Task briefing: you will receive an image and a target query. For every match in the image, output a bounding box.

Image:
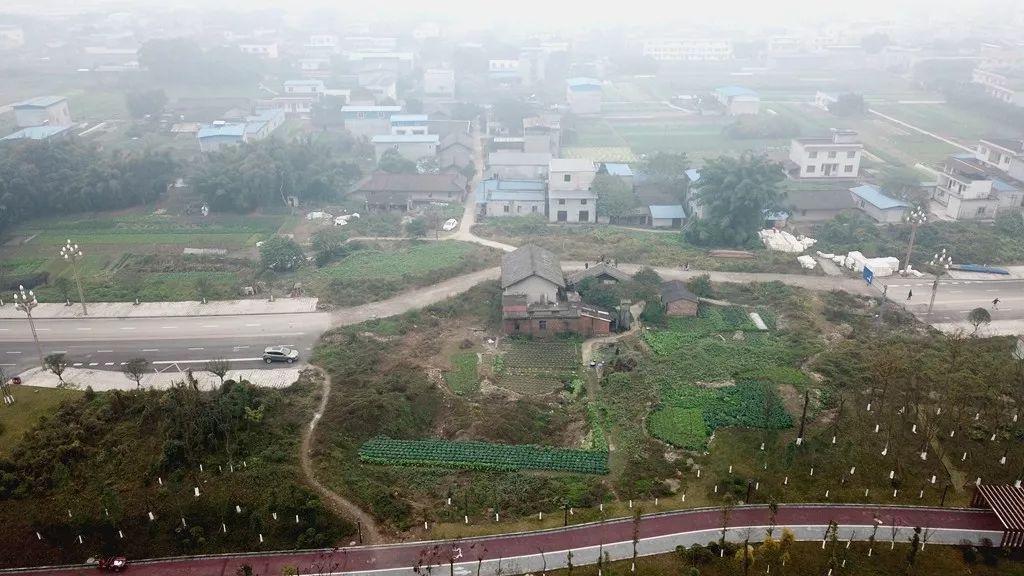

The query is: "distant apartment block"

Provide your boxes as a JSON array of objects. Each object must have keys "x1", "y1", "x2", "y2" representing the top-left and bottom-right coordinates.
[
  {"x1": 787, "y1": 130, "x2": 863, "y2": 178},
  {"x1": 423, "y1": 68, "x2": 455, "y2": 97},
  {"x1": 642, "y1": 38, "x2": 733, "y2": 62},
  {"x1": 238, "y1": 42, "x2": 278, "y2": 59},
  {"x1": 0, "y1": 24, "x2": 25, "y2": 50}
]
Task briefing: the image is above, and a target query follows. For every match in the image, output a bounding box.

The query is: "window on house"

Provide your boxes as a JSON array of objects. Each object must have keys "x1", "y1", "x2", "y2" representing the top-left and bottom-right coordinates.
[
  {"x1": 563, "y1": 174, "x2": 571, "y2": 182},
  {"x1": 539, "y1": 320, "x2": 547, "y2": 330},
  {"x1": 558, "y1": 199, "x2": 566, "y2": 205},
  {"x1": 517, "y1": 205, "x2": 522, "y2": 213},
  {"x1": 828, "y1": 151, "x2": 837, "y2": 159},
  {"x1": 976, "y1": 206, "x2": 987, "y2": 216},
  {"x1": 581, "y1": 199, "x2": 587, "y2": 205},
  {"x1": 808, "y1": 151, "x2": 818, "y2": 159},
  {"x1": 503, "y1": 205, "x2": 510, "y2": 213},
  {"x1": 579, "y1": 210, "x2": 589, "y2": 222},
  {"x1": 532, "y1": 206, "x2": 539, "y2": 212},
  {"x1": 806, "y1": 166, "x2": 816, "y2": 173},
  {"x1": 847, "y1": 151, "x2": 856, "y2": 159},
  {"x1": 844, "y1": 165, "x2": 854, "y2": 173}
]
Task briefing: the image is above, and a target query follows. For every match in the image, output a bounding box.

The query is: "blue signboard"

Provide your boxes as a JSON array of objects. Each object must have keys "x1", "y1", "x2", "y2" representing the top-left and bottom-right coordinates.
[{"x1": 863, "y1": 266, "x2": 874, "y2": 285}]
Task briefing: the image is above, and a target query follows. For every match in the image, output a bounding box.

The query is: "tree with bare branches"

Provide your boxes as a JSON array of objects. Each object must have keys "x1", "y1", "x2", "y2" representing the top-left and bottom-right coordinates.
[
  {"x1": 205, "y1": 357, "x2": 232, "y2": 386},
  {"x1": 121, "y1": 357, "x2": 150, "y2": 388}
]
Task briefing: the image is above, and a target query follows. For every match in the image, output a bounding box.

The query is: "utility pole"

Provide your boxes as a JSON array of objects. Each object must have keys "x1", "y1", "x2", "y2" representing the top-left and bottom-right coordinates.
[
  {"x1": 903, "y1": 207, "x2": 927, "y2": 274},
  {"x1": 60, "y1": 239, "x2": 88, "y2": 316},
  {"x1": 927, "y1": 278, "x2": 940, "y2": 315}
]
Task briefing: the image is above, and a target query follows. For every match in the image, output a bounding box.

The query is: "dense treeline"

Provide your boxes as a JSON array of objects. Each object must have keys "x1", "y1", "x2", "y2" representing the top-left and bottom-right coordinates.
[
  {"x1": 0, "y1": 140, "x2": 177, "y2": 237},
  {"x1": 191, "y1": 138, "x2": 362, "y2": 212},
  {"x1": 0, "y1": 377, "x2": 353, "y2": 567}
]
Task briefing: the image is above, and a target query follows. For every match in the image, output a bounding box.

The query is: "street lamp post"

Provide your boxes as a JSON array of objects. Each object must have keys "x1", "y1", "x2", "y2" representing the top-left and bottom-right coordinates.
[
  {"x1": 60, "y1": 239, "x2": 88, "y2": 316},
  {"x1": 13, "y1": 285, "x2": 45, "y2": 369},
  {"x1": 927, "y1": 249, "x2": 953, "y2": 314},
  {"x1": 902, "y1": 207, "x2": 927, "y2": 275}
]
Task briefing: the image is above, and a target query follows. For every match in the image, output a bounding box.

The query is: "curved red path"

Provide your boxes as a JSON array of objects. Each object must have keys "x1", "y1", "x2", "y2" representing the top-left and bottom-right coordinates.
[{"x1": 9, "y1": 505, "x2": 1003, "y2": 576}]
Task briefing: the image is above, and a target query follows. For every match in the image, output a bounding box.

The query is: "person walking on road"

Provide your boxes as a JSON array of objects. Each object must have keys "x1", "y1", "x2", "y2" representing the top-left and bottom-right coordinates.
[
  {"x1": 907, "y1": 289, "x2": 913, "y2": 301},
  {"x1": 993, "y1": 298, "x2": 1000, "y2": 309}
]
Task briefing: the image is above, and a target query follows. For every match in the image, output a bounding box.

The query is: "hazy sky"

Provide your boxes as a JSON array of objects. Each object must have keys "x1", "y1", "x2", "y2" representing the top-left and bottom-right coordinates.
[{"x1": 5, "y1": 0, "x2": 1020, "y2": 31}]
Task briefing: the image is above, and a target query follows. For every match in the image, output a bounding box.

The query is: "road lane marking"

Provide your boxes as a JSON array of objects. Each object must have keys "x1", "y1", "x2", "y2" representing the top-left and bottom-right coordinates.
[
  {"x1": 76, "y1": 328, "x2": 91, "y2": 331},
  {"x1": 98, "y1": 349, "x2": 113, "y2": 353},
  {"x1": 73, "y1": 363, "x2": 82, "y2": 366},
  {"x1": 104, "y1": 362, "x2": 114, "y2": 366},
  {"x1": 88, "y1": 362, "x2": 99, "y2": 366},
  {"x1": 142, "y1": 348, "x2": 160, "y2": 352},
  {"x1": 153, "y1": 357, "x2": 264, "y2": 365},
  {"x1": 245, "y1": 323, "x2": 261, "y2": 327},
  {"x1": 187, "y1": 347, "x2": 205, "y2": 351},
  {"x1": 0, "y1": 328, "x2": 8, "y2": 331},
  {"x1": 6, "y1": 351, "x2": 21, "y2": 354},
  {"x1": 201, "y1": 325, "x2": 219, "y2": 328},
  {"x1": 36, "y1": 328, "x2": 50, "y2": 331},
  {"x1": 161, "y1": 326, "x2": 178, "y2": 329},
  {"x1": 120, "y1": 327, "x2": 136, "y2": 331},
  {"x1": 0, "y1": 363, "x2": 15, "y2": 367},
  {"x1": 51, "y1": 350, "x2": 67, "y2": 353}
]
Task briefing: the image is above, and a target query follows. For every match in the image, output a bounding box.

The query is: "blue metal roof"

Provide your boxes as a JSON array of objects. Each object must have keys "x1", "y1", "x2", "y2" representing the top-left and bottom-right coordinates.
[
  {"x1": 2, "y1": 125, "x2": 70, "y2": 141},
  {"x1": 14, "y1": 95, "x2": 66, "y2": 108},
  {"x1": 648, "y1": 205, "x2": 686, "y2": 219},
  {"x1": 477, "y1": 178, "x2": 547, "y2": 203},
  {"x1": 715, "y1": 86, "x2": 759, "y2": 98},
  {"x1": 197, "y1": 123, "x2": 246, "y2": 139},
  {"x1": 602, "y1": 163, "x2": 633, "y2": 177},
  {"x1": 849, "y1": 184, "x2": 909, "y2": 210},
  {"x1": 567, "y1": 77, "x2": 601, "y2": 90}
]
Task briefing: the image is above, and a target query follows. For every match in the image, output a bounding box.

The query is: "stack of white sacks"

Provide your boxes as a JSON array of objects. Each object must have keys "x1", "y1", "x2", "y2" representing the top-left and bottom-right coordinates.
[
  {"x1": 758, "y1": 229, "x2": 817, "y2": 253},
  {"x1": 823, "y1": 250, "x2": 902, "y2": 277},
  {"x1": 796, "y1": 255, "x2": 817, "y2": 269}
]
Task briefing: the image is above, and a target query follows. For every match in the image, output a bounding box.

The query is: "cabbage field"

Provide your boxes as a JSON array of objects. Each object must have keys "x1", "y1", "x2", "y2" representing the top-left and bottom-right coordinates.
[{"x1": 359, "y1": 436, "x2": 608, "y2": 474}]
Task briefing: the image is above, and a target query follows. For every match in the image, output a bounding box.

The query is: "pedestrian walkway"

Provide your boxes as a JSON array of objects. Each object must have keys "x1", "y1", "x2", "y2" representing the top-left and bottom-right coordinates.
[
  {"x1": 16, "y1": 366, "x2": 301, "y2": 391},
  {"x1": 0, "y1": 297, "x2": 319, "y2": 319}
]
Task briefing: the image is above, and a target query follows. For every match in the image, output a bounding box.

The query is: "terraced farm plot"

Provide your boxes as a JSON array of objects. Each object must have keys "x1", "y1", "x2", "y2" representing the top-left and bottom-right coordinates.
[
  {"x1": 359, "y1": 436, "x2": 608, "y2": 474},
  {"x1": 496, "y1": 340, "x2": 580, "y2": 395}
]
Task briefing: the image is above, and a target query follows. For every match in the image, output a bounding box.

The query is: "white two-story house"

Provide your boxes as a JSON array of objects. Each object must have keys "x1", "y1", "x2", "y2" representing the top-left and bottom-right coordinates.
[
  {"x1": 787, "y1": 130, "x2": 863, "y2": 178},
  {"x1": 548, "y1": 159, "x2": 597, "y2": 223}
]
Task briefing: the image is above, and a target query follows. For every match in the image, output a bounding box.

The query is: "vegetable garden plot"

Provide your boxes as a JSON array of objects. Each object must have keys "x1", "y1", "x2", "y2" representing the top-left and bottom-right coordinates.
[
  {"x1": 496, "y1": 340, "x2": 580, "y2": 395},
  {"x1": 358, "y1": 436, "x2": 608, "y2": 474}
]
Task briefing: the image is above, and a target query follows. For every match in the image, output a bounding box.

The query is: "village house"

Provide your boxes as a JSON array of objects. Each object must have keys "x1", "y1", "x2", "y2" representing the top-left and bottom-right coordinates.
[
  {"x1": 390, "y1": 114, "x2": 430, "y2": 136},
  {"x1": 2, "y1": 125, "x2": 72, "y2": 142},
  {"x1": 713, "y1": 86, "x2": 760, "y2": 116},
  {"x1": 238, "y1": 42, "x2": 278, "y2": 59},
  {"x1": 781, "y1": 180, "x2": 858, "y2": 224},
  {"x1": 548, "y1": 158, "x2": 598, "y2": 223},
  {"x1": 283, "y1": 79, "x2": 326, "y2": 96},
  {"x1": 566, "y1": 77, "x2": 602, "y2": 115},
  {"x1": 849, "y1": 184, "x2": 910, "y2": 223},
  {"x1": 476, "y1": 179, "x2": 547, "y2": 217},
  {"x1": 598, "y1": 162, "x2": 635, "y2": 189},
  {"x1": 501, "y1": 245, "x2": 613, "y2": 338},
  {"x1": 643, "y1": 38, "x2": 733, "y2": 61},
  {"x1": 648, "y1": 205, "x2": 686, "y2": 228},
  {"x1": 196, "y1": 109, "x2": 286, "y2": 152},
  {"x1": 565, "y1": 262, "x2": 631, "y2": 288},
  {"x1": 372, "y1": 134, "x2": 440, "y2": 162},
  {"x1": 786, "y1": 129, "x2": 863, "y2": 178},
  {"x1": 351, "y1": 172, "x2": 468, "y2": 211},
  {"x1": 438, "y1": 132, "x2": 474, "y2": 171},
  {"x1": 488, "y1": 152, "x2": 552, "y2": 180},
  {"x1": 13, "y1": 96, "x2": 72, "y2": 128},
  {"x1": 660, "y1": 280, "x2": 699, "y2": 317},
  {"x1": 342, "y1": 105, "x2": 402, "y2": 138},
  {"x1": 523, "y1": 114, "x2": 561, "y2": 155},
  {"x1": 931, "y1": 138, "x2": 1024, "y2": 220},
  {"x1": 423, "y1": 68, "x2": 455, "y2": 97}
]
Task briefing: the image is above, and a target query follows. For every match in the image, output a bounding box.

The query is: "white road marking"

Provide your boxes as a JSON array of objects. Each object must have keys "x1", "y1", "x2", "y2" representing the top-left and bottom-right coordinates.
[
  {"x1": 36, "y1": 328, "x2": 50, "y2": 331},
  {"x1": 98, "y1": 349, "x2": 113, "y2": 353},
  {"x1": 73, "y1": 362, "x2": 83, "y2": 366},
  {"x1": 0, "y1": 328, "x2": 8, "y2": 331},
  {"x1": 153, "y1": 357, "x2": 264, "y2": 365},
  {"x1": 88, "y1": 362, "x2": 99, "y2": 366},
  {"x1": 51, "y1": 350, "x2": 67, "y2": 353},
  {"x1": 0, "y1": 363, "x2": 15, "y2": 367},
  {"x1": 104, "y1": 362, "x2": 114, "y2": 366},
  {"x1": 6, "y1": 351, "x2": 21, "y2": 354},
  {"x1": 245, "y1": 323, "x2": 261, "y2": 327},
  {"x1": 161, "y1": 326, "x2": 178, "y2": 329},
  {"x1": 949, "y1": 291, "x2": 962, "y2": 294},
  {"x1": 142, "y1": 349, "x2": 160, "y2": 352},
  {"x1": 120, "y1": 327, "x2": 136, "y2": 331},
  {"x1": 187, "y1": 347, "x2": 205, "y2": 351},
  {"x1": 201, "y1": 325, "x2": 219, "y2": 328},
  {"x1": 985, "y1": 289, "x2": 998, "y2": 292},
  {"x1": 76, "y1": 328, "x2": 91, "y2": 331}
]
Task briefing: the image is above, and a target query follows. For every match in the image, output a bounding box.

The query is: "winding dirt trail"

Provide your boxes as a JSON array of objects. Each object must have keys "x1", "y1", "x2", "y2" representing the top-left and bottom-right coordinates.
[{"x1": 300, "y1": 368, "x2": 383, "y2": 544}]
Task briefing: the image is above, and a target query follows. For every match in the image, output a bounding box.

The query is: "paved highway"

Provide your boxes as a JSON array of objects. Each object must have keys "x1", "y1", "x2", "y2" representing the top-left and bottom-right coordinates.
[
  {"x1": 876, "y1": 277, "x2": 1024, "y2": 323},
  {"x1": 8, "y1": 505, "x2": 1005, "y2": 576},
  {"x1": 0, "y1": 313, "x2": 330, "y2": 374}
]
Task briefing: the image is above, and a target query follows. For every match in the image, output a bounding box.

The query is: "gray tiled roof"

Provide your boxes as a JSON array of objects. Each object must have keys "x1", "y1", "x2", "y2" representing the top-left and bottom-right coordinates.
[
  {"x1": 501, "y1": 244, "x2": 565, "y2": 289},
  {"x1": 660, "y1": 280, "x2": 699, "y2": 304}
]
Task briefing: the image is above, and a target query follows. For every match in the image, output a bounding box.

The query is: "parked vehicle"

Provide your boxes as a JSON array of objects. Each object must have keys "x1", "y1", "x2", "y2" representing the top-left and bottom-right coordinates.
[
  {"x1": 442, "y1": 218, "x2": 459, "y2": 231},
  {"x1": 263, "y1": 346, "x2": 299, "y2": 364},
  {"x1": 97, "y1": 557, "x2": 127, "y2": 572}
]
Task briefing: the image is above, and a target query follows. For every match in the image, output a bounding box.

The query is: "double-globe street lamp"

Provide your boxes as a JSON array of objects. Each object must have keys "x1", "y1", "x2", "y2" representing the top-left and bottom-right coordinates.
[
  {"x1": 13, "y1": 285, "x2": 45, "y2": 369},
  {"x1": 926, "y1": 249, "x2": 953, "y2": 315},
  {"x1": 60, "y1": 239, "x2": 88, "y2": 315},
  {"x1": 902, "y1": 206, "x2": 928, "y2": 275}
]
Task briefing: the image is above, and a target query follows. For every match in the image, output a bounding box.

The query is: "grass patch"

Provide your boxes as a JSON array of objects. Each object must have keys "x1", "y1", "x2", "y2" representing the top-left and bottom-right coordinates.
[
  {"x1": 444, "y1": 352, "x2": 480, "y2": 395},
  {"x1": 309, "y1": 241, "x2": 473, "y2": 281},
  {"x1": 648, "y1": 383, "x2": 792, "y2": 450},
  {"x1": 0, "y1": 386, "x2": 82, "y2": 458}
]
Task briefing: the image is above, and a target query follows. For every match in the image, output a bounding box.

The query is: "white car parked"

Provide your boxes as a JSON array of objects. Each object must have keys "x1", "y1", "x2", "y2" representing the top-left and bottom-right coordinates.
[{"x1": 442, "y1": 218, "x2": 459, "y2": 232}]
